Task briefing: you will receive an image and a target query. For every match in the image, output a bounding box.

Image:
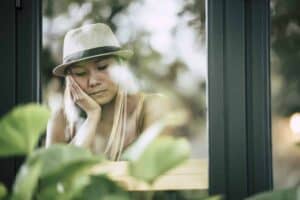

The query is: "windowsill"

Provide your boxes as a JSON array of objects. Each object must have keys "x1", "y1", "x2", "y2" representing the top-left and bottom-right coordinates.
[{"x1": 91, "y1": 159, "x2": 208, "y2": 191}]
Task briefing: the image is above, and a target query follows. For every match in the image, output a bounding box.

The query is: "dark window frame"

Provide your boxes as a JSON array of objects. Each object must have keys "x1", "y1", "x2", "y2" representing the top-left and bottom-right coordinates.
[
  {"x1": 0, "y1": 0, "x2": 272, "y2": 199},
  {"x1": 208, "y1": 0, "x2": 273, "y2": 199},
  {"x1": 0, "y1": 0, "x2": 41, "y2": 189}
]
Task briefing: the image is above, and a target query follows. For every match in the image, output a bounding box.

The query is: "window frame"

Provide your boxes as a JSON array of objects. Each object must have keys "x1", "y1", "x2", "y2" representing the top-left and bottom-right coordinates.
[
  {"x1": 0, "y1": 0, "x2": 41, "y2": 189},
  {"x1": 208, "y1": 0, "x2": 273, "y2": 198}
]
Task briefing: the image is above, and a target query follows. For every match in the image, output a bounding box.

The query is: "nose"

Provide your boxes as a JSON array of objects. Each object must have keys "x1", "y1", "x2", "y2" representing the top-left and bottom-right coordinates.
[{"x1": 88, "y1": 73, "x2": 101, "y2": 88}]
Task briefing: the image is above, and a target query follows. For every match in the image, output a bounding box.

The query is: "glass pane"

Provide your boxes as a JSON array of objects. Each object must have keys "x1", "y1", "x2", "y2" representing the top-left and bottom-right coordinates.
[
  {"x1": 271, "y1": 0, "x2": 300, "y2": 188},
  {"x1": 42, "y1": 0, "x2": 208, "y2": 197}
]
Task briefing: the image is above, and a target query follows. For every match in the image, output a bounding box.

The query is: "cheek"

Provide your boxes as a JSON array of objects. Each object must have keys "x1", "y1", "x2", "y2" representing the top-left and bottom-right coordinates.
[
  {"x1": 107, "y1": 78, "x2": 118, "y2": 91},
  {"x1": 96, "y1": 72, "x2": 116, "y2": 87}
]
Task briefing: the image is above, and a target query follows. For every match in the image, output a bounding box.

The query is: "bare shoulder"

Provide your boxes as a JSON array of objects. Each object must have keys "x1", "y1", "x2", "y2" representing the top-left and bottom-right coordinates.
[
  {"x1": 143, "y1": 93, "x2": 176, "y2": 110},
  {"x1": 142, "y1": 92, "x2": 175, "y2": 125}
]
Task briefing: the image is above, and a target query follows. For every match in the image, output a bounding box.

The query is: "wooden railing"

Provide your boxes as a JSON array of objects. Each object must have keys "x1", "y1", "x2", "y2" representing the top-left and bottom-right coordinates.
[{"x1": 91, "y1": 159, "x2": 208, "y2": 191}]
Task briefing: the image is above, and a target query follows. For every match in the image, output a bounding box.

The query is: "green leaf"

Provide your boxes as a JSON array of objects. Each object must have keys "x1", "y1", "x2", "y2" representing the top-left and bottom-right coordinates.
[
  {"x1": 73, "y1": 175, "x2": 130, "y2": 200},
  {"x1": 246, "y1": 187, "x2": 299, "y2": 200},
  {"x1": 0, "y1": 183, "x2": 7, "y2": 200},
  {"x1": 11, "y1": 159, "x2": 42, "y2": 200},
  {"x1": 28, "y1": 145, "x2": 103, "y2": 199},
  {"x1": 125, "y1": 136, "x2": 190, "y2": 184},
  {"x1": 40, "y1": 158, "x2": 101, "y2": 188},
  {"x1": 122, "y1": 110, "x2": 188, "y2": 162},
  {"x1": 0, "y1": 104, "x2": 50, "y2": 156},
  {"x1": 28, "y1": 145, "x2": 102, "y2": 179},
  {"x1": 36, "y1": 175, "x2": 90, "y2": 200},
  {"x1": 204, "y1": 195, "x2": 224, "y2": 200}
]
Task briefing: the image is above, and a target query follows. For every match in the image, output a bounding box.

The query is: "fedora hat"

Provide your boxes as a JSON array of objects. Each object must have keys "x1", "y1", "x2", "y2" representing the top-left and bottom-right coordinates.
[{"x1": 53, "y1": 23, "x2": 133, "y2": 77}]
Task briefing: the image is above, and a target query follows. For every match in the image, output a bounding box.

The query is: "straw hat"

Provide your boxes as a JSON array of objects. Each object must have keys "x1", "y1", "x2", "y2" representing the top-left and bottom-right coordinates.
[{"x1": 53, "y1": 23, "x2": 133, "y2": 77}]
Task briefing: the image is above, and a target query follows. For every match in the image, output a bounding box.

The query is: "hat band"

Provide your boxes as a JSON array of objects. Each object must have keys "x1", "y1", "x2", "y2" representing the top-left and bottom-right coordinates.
[{"x1": 63, "y1": 46, "x2": 121, "y2": 64}]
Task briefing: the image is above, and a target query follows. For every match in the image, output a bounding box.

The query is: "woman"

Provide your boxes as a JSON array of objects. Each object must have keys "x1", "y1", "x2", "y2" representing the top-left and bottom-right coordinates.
[{"x1": 45, "y1": 23, "x2": 174, "y2": 161}]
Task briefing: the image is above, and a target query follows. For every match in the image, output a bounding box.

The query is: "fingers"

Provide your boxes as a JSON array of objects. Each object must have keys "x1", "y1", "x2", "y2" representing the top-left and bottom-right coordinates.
[
  {"x1": 67, "y1": 76, "x2": 88, "y2": 103},
  {"x1": 71, "y1": 80, "x2": 82, "y2": 95},
  {"x1": 70, "y1": 83, "x2": 81, "y2": 102},
  {"x1": 66, "y1": 76, "x2": 80, "y2": 102},
  {"x1": 66, "y1": 76, "x2": 101, "y2": 114},
  {"x1": 69, "y1": 76, "x2": 82, "y2": 93}
]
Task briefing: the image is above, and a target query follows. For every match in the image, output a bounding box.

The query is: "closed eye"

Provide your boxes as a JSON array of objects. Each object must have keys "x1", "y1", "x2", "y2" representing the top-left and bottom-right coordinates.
[
  {"x1": 73, "y1": 71, "x2": 86, "y2": 76},
  {"x1": 97, "y1": 64, "x2": 108, "y2": 70}
]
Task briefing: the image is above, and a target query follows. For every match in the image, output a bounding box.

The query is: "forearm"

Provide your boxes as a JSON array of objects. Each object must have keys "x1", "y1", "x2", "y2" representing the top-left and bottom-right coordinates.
[
  {"x1": 45, "y1": 110, "x2": 67, "y2": 147},
  {"x1": 70, "y1": 112, "x2": 100, "y2": 148}
]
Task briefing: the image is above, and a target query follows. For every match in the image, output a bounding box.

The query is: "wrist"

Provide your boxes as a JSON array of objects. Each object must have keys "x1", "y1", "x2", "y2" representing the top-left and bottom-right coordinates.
[{"x1": 86, "y1": 108, "x2": 101, "y2": 119}]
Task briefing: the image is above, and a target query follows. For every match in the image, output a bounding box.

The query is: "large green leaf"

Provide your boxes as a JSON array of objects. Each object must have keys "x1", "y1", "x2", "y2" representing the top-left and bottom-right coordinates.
[
  {"x1": 40, "y1": 158, "x2": 101, "y2": 188},
  {"x1": 122, "y1": 110, "x2": 188, "y2": 162},
  {"x1": 246, "y1": 187, "x2": 299, "y2": 200},
  {"x1": 36, "y1": 175, "x2": 90, "y2": 200},
  {"x1": 0, "y1": 182, "x2": 7, "y2": 200},
  {"x1": 73, "y1": 175, "x2": 130, "y2": 200},
  {"x1": 11, "y1": 159, "x2": 42, "y2": 200},
  {"x1": 28, "y1": 145, "x2": 103, "y2": 179},
  {"x1": 125, "y1": 136, "x2": 190, "y2": 184},
  {"x1": 10, "y1": 138, "x2": 103, "y2": 200},
  {"x1": 0, "y1": 104, "x2": 50, "y2": 156},
  {"x1": 27, "y1": 145, "x2": 103, "y2": 199}
]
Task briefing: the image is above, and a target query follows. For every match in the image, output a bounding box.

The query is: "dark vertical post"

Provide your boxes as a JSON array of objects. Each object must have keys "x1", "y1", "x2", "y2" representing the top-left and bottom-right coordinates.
[
  {"x1": 14, "y1": 0, "x2": 42, "y2": 174},
  {"x1": 245, "y1": 0, "x2": 273, "y2": 194},
  {"x1": 208, "y1": 0, "x2": 248, "y2": 199},
  {"x1": 0, "y1": 0, "x2": 41, "y2": 189},
  {"x1": 207, "y1": 0, "x2": 227, "y2": 195},
  {"x1": 16, "y1": 0, "x2": 41, "y2": 104},
  {"x1": 208, "y1": 0, "x2": 272, "y2": 198},
  {"x1": 0, "y1": 0, "x2": 16, "y2": 189}
]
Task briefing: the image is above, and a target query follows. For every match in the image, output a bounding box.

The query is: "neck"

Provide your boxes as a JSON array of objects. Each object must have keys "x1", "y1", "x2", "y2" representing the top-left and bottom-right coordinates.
[{"x1": 101, "y1": 95, "x2": 117, "y2": 121}]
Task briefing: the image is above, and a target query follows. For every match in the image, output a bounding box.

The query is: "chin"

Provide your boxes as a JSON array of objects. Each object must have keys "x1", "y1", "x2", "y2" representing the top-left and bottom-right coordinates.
[{"x1": 94, "y1": 95, "x2": 115, "y2": 105}]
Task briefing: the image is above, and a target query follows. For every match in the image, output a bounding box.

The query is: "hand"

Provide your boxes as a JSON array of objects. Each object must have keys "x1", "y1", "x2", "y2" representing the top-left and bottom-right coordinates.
[{"x1": 66, "y1": 76, "x2": 101, "y2": 117}]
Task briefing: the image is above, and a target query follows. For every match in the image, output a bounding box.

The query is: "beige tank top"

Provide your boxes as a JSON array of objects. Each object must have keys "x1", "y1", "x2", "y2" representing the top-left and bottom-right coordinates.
[{"x1": 90, "y1": 93, "x2": 146, "y2": 155}]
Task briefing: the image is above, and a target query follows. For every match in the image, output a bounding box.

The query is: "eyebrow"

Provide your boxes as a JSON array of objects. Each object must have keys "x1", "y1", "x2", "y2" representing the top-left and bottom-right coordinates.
[
  {"x1": 69, "y1": 66, "x2": 86, "y2": 74},
  {"x1": 70, "y1": 65, "x2": 85, "y2": 70},
  {"x1": 96, "y1": 59, "x2": 112, "y2": 65}
]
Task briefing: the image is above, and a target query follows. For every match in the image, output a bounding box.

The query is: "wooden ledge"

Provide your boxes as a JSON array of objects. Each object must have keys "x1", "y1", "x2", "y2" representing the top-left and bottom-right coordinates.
[{"x1": 91, "y1": 159, "x2": 208, "y2": 191}]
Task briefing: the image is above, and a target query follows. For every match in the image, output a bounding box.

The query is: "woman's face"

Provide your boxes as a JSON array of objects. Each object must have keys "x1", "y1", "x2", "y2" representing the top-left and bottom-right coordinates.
[{"x1": 68, "y1": 57, "x2": 119, "y2": 105}]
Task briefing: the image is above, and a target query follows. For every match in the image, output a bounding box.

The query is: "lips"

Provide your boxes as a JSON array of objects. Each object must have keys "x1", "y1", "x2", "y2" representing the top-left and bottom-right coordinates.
[{"x1": 89, "y1": 90, "x2": 107, "y2": 95}]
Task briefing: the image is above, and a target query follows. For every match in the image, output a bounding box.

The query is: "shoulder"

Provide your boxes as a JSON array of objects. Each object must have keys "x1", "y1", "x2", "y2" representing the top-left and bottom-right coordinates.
[
  {"x1": 141, "y1": 92, "x2": 175, "y2": 125},
  {"x1": 143, "y1": 93, "x2": 172, "y2": 110},
  {"x1": 127, "y1": 92, "x2": 172, "y2": 113}
]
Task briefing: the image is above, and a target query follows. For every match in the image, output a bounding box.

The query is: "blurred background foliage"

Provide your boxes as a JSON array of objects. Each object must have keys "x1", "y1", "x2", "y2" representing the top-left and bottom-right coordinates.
[
  {"x1": 271, "y1": 0, "x2": 300, "y2": 116},
  {"x1": 271, "y1": 0, "x2": 300, "y2": 189},
  {"x1": 41, "y1": 0, "x2": 207, "y2": 158}
]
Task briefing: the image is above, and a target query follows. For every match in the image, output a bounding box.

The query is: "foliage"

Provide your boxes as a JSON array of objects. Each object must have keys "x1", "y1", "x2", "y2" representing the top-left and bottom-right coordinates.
[
  {"x1": 123, "y1": 110, "x2": 190, "y2": 183},
  {"x1": 125, "y1": 136, "x2": 190, "y2": 184},
  {"x1": 73, "y1": 175, "x2": 130, "y2": 200},
  {"x1": 0, "y1": 183, "x2": 7, "y2": 200},
  {"x1": 11, "y1": 158, "x2": 42, "y2": 200},
  {"x1": 0, "y1": 104, "x2": 198, "y2": 200},
  {"x1": 271, "y1": 0, "x2": 300, "y2": 116},
  {"x1": 0, "y1": 104, "x2": 49, "y2": 156}
]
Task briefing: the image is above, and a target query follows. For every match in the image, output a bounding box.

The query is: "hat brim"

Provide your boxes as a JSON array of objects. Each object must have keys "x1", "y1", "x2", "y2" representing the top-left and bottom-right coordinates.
[{"x1": 52, "y1": 49, "x2": 133, "y2": 77}]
